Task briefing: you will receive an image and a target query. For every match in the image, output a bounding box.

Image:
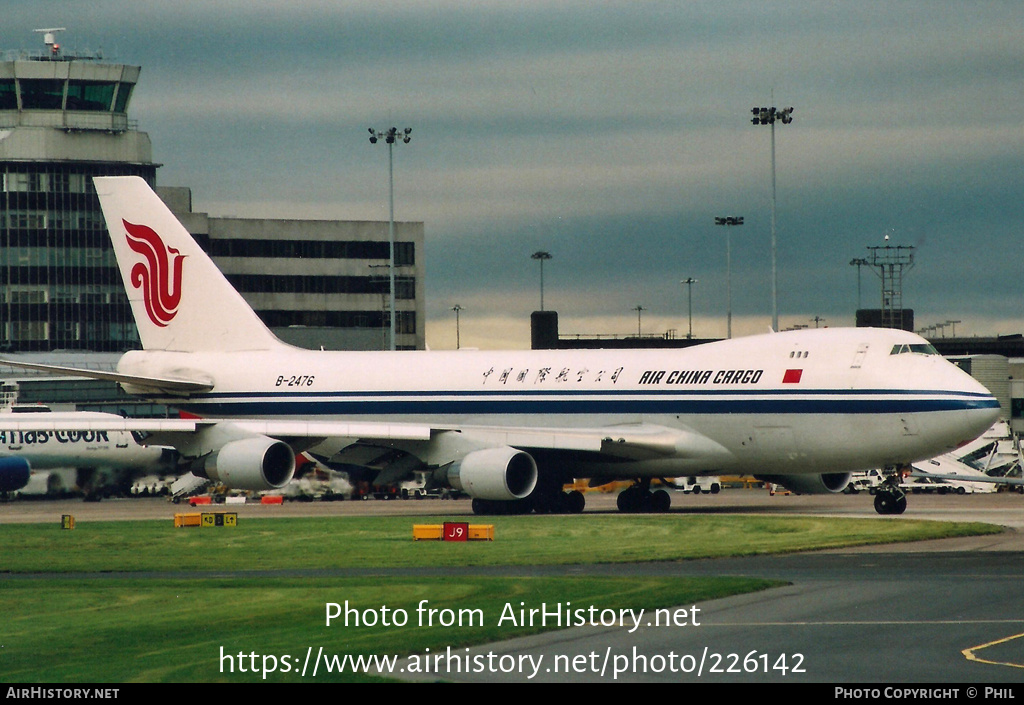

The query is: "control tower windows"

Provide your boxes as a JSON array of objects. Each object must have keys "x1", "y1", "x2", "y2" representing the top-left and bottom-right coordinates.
[
  {"x1": 113, "y1": 83, "x2": 133, "y2": 113},
  {"x1": 5, "y1": 79, "x2": 130, "y2": 113},
  {"x1": 19, "y1": 80, "x2": 64, "y2": 110},
  {"x1": 65, "y1": 81, "x2": 116, "y2": 112},
  {"x1": 0, "y1": 80, "x2": 16, "y2": 110}
]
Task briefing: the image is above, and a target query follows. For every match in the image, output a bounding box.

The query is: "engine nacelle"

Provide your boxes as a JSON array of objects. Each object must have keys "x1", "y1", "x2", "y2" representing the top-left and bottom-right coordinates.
[
  {"x1": 446, "y1": 447, "x2": 538, "y2": 501},
  {"x1": 0, "y1": 456, "x2": 31, "y2": 492},
  {"x1": 756, "y1": 472, "x2": 852, "y2": 495},
  {"x1": 199, "y1": 437, "x2": 295, "y2": 491}
]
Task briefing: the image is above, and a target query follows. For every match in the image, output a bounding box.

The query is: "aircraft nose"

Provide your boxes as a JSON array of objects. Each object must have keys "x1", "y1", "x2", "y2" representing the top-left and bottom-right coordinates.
[
  {"x1": 970, "y1": 403, "x2": 1000, "y2": 431},
  {"x1": 960, "y1": 385, "x2": 1001, "y2": 440},
  {"x1": 973, "y1": 398, "x2": 1001, "y2": 431},
  {"x1": 942, "y1": 359, "x2": 1001, "y2": 440}
]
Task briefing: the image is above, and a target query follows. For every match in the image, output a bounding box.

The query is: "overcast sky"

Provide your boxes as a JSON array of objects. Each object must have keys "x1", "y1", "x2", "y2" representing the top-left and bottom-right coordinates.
[{"x1": 8, "y1": 2, "x2": 1024, "y2": 349}]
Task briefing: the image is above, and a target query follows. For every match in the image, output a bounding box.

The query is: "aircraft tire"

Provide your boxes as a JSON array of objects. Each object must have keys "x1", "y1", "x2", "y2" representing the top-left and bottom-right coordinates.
[
  {"x1": 617, "y1": 487, "x2": 671, "y2": 513},
  {"x1": 616, "y1": 487, "x2": 641, "y2": 513},
  {"x1": 616, "y1": 488, "x2": 632, "y2": 512},
  {"x1": 530, "y1": 485, "x2": 567, "y2": 514},
  {"x1": 649, "y1": 489, "x2": 671, "y2": 513},
  {"x1": 566, "y1": 490, "x2": 586, "y2": 514},
  {"x1": 874, "y1": 490, "x2": 908, "y2": 515}
]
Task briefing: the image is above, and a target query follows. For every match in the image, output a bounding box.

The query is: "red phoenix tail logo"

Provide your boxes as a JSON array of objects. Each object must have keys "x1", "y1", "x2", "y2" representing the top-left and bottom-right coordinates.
[{"x1": 123, "y1": 220, "x2": 186, "y2": 327}]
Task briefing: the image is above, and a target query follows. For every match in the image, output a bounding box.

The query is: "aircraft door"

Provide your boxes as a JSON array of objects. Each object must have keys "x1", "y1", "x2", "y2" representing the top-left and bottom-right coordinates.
[{"x1": 851, "y1": 343, "x2": 869, "y2": 369}]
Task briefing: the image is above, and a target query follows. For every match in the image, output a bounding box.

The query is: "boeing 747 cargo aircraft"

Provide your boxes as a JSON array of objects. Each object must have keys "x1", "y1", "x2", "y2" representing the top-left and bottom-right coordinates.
[{"x1": 0, "y1": 177, "x2": 1000, "y2": 515}]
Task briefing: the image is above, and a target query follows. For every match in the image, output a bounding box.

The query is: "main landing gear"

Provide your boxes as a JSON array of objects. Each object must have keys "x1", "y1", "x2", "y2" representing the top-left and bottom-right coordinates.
[
  {"x1": 616, "y1": 478, "x2": 671, "y2": 513},
  {"x1": 532, "y1": 487, "x2": 586, "y2": 514},
  {"x1": 873, "y1": 467, "x2": 908, "y2": 515},
  {"x1": 470, "y1": 486, "x2": 586, "y2": 515}
]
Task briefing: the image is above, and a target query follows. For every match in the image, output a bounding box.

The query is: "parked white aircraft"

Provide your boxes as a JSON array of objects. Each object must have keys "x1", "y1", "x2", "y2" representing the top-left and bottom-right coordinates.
[
  {"x1": 0, "y1": 177, "x2": 1002, "y2": 514},
  {"x1": 0, "y1": 408, "x2": 176, "y2": 498},
  {"x1": 906, "y1": 421, "x2": 1023, "y2": 495}
]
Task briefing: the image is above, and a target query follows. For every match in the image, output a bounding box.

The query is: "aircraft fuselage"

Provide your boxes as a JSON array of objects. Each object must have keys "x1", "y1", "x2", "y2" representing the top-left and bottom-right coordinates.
[{"x1": 116, "y1": 326, "x2": 999, "y2": 479}]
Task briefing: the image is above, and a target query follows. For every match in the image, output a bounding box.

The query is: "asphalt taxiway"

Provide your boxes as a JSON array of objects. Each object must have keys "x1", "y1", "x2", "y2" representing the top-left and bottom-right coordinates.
[
  {"x1": 4, "y1": 490, "x2": 1023, "y2": 683},
  {"x1": 378, "y1": 492, "x2": 1024, "y2": 683}
]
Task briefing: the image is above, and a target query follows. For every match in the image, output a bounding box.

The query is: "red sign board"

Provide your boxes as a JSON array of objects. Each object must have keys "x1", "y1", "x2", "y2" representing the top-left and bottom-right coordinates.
[{"x1": 443, "y1": 522, "x2": 469, "y2": 542}]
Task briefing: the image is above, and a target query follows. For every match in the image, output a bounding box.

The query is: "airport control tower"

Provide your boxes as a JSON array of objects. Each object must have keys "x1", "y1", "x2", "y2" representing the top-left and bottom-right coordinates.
[
  {"x1": 0, "y1": 30, "x2": 425, "y2": 357},
  {"x1": 0, "y1": 30, "x2": 156, "y2": 352}
]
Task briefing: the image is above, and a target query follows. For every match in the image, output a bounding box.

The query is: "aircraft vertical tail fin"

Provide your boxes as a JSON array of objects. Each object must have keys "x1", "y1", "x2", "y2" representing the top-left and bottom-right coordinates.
[{"x1": 94, "y1": 176, "x2": 285, "y2": 353}]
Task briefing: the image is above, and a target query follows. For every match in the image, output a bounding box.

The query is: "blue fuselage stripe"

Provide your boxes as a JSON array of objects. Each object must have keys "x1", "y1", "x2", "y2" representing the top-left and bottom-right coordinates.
[{"x1": 178, "y1": 390, "x2": 999, "y2": 417}]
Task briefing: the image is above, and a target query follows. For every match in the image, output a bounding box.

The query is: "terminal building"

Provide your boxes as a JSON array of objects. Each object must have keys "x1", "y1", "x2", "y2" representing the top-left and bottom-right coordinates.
[
  {"x1": 0, "y1": 34, "x2": 425, "y2": 412},
  {"x1": 159, "y1": 186, "x2": 424, "y2": 352}
]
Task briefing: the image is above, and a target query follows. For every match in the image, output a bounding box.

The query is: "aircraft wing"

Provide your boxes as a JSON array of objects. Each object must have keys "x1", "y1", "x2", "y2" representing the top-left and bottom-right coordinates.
[
  {"x1": 0, "y1": 416, "x2": 432, "y2": 443},
  {"x1": 304, "y1": 421, "x2": 733, "y2": 492},
  {"x1": 0, "y1": 415, "x2": 728, "y2": 464},
  {"x1": 0, "y1": 359, "x2": 212, "y2": 395},
  {"x1": 449, "y1": 423, "x2": 731, "y2": 462}
]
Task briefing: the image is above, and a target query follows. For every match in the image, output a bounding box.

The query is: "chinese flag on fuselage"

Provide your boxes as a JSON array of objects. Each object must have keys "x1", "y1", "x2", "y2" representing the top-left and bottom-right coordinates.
[{"x1": 782, "y1": 369, "x2": 803, "y2": 384}]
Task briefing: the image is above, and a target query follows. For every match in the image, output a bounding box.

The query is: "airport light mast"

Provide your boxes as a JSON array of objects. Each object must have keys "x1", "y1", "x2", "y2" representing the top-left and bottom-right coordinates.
[
  {"x1": 451, "y1": 304, "x2": 463, "y2": 349},
  {"x1": 531, "y1": 251, "x2": 552, "y2": 311},
  {"x1": 715, "y1": 216, "x2": 743, "y2": 338},
  {"x1": 368, "y1": 126, "x2": 412, "y2": 350},
  {"x1": 849, "y1": 257, "x2": 869, "y2": 311},
  {"x1": 681, "y1": 277, "x2": 698, "y2": 339},
  {"x1": 751, "y1": 104, "x2": 794, "y2": 332},
  {"x1": 633, "y1": 305, "x2": 646, "y2": 338}
]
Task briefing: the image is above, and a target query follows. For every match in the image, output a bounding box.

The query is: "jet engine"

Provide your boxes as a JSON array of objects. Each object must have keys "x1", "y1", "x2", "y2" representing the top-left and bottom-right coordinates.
[
  {"x1": 446, "y1": 446, "x2": 538, "y2": 501},
  {"x1": 756, "y1": 473, "x2": 852, "y2": 495},
  {"x1": 0, "y1": 456, "x2": 31, "y2": 492},
  {"x1": 197, "y1": 437, "x2": 296, "y2": 491}
]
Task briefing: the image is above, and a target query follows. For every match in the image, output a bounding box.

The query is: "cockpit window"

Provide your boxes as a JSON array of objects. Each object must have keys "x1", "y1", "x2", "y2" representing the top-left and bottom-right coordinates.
[{"x1": 889, "y1": 343, "x2": 938, "y2": 356}]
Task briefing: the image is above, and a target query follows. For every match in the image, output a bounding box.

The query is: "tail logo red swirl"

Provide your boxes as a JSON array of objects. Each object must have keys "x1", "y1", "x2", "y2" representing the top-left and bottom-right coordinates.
[{"x1": 123, "y1": 220, "x2": 186, "y2": 327}]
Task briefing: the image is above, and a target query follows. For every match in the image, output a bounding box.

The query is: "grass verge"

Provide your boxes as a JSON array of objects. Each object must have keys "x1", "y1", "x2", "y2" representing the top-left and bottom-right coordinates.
[
  {"x1": 0, "y1": 513, "x2": 1001, "y2": 682},
  {"x1": 2, "y1": 575, "x2": 776, "y2": 682},
  {"x1": 0, "y1": 514, "x2": 1001, "y2": 572}
]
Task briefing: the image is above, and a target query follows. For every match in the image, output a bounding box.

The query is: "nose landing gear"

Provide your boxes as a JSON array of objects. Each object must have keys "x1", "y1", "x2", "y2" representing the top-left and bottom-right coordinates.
[{"x1": 873, "y1": 468, "x2": 908, "y2": 515}]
